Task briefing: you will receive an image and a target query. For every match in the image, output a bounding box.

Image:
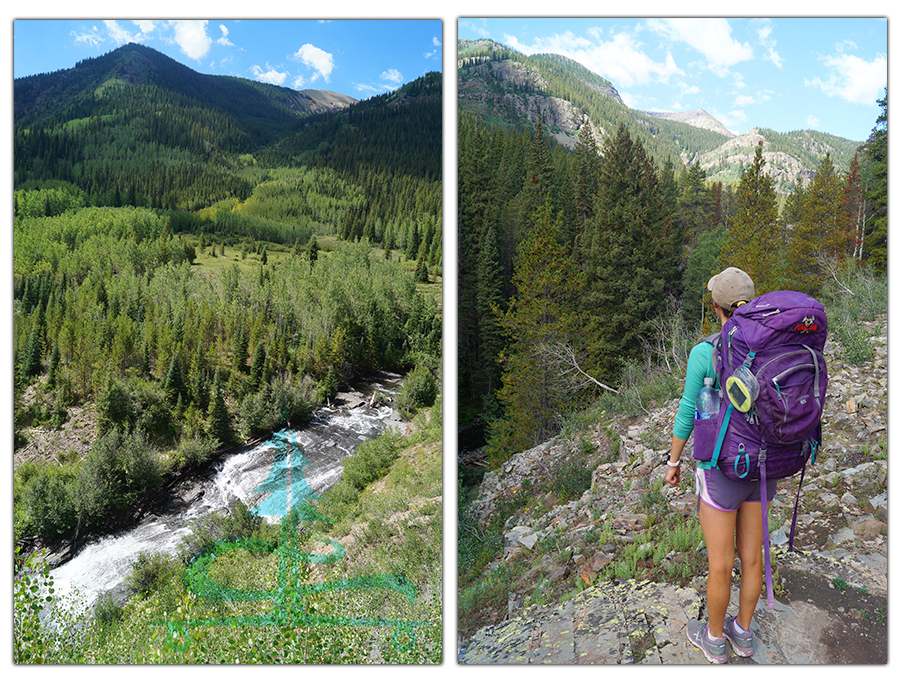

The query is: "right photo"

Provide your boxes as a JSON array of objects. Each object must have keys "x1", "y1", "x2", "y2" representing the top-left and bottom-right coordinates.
[{"x1": 457, "y1": 17, "x2": 887, "y2": 665}]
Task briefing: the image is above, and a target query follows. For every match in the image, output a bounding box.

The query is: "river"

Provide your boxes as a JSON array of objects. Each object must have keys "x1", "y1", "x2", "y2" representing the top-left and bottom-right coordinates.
[{"x1": 47, "y1": 373, "x2": 406, "y2": 615}]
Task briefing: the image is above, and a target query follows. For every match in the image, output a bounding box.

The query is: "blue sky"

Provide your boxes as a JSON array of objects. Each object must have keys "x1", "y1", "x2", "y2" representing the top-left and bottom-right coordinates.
[
  {"x1": 458, "y1": 17, "x2": 886, "y2": 142},
  {"x1": 13, "y1": 19, "x2": 443, "y2": 99}
]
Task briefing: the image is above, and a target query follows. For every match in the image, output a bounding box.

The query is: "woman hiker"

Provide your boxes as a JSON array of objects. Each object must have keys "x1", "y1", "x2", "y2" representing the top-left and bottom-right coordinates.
[{"x1": 665, "y1": 267, "x2": 771, "y2": 664}]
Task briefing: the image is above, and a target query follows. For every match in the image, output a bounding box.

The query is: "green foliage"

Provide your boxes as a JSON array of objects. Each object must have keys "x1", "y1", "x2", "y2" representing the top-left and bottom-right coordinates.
[
  {"x1": 127, "y1": 550, "x2": 181, "y2": 598},
  {"x1": 77, "y1": 429, "x2": 163, "y2": 528},
  {"x1": 682, "y1": 224, "x2": 727, "y2": 323},
  {"x1": 396, "y1": 362, "x2": 438, "y2": 417},
  {"x1": 860, "y1": 89, "x2": 887, "y2": 271},
  {"x1": 783, "y1": 154, "x2": 847, "y2": 295},
  {"x1": 341, "y1": 430, "x2": 402, "y2": 491},
  {"x1": 22, "y1": 464, "x2": 79, "y2": 540},
  {"x1": 821, "y1": 264, "x2": 887, "y2": 365},
  {"x1": 581, "y1": 124, "x2": 679, "y2": 381},
  {"x1": 96, "y1": 374, "x2": 174, "y2": 442},
  {"x1": 489, "y1": 201, "x2": 585, "y2": 463},
  {"x1": 719, "y1": 140, "x2": 782, "y2": 296},
  {"x1": 237, "y1": 374, "x2": 317, "y2": 439},
  {"x1": 172, "y1": 434, "x2": 219, "y2": 471}
]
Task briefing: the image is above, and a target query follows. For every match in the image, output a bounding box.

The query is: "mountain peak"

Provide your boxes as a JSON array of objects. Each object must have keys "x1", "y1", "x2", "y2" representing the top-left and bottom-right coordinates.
[{"x1": 636, "y1": 108, "x2": 735, "y2": 137}]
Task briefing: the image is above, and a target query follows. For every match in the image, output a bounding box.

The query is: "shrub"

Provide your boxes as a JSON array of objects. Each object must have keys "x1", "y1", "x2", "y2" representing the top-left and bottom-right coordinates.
[
  {"x1": 237, "y1": 374, "x2": 317, "y2": 439},
  {"x1": 23, "y1": 467, "x2": 78, "y2": 540},
  {"x1": 315, "y1": 480, "x2": 360, "y2": 525},
  {"x1": 127, "y1": 550, "x2": 180, "y2": 598},
  {"x1": 341, "y1": 430, "x2": 401, "y2": 491},
  {"x1": 93, "y1": 592, "x2": 124, "y2": 625},
  {"x1": 396, "y1": 362, "x2": 438, "y2": 417},
  {"x1": 77, "y1": 429, "x2": 162, "y2": 528},
  {"x1": 172, "y1": 433, "x2": 219, "y2": 471}
]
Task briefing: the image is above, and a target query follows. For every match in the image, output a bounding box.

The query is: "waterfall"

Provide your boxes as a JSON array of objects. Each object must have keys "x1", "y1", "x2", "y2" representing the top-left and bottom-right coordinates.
[{"x1": 48, "y1": 374, "x2": 405, "y2": 615}]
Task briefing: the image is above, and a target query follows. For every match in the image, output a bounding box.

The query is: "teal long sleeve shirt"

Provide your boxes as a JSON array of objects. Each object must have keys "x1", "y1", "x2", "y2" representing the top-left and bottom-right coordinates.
[{"x1": 672, "y1": 339, "x2": 717, "y2": 441}]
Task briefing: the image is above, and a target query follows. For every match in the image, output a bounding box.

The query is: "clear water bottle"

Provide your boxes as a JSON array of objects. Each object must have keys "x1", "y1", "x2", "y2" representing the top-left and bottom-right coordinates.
[{"x1": 695, "y1": 377, "x2": 719, "y2": 420}]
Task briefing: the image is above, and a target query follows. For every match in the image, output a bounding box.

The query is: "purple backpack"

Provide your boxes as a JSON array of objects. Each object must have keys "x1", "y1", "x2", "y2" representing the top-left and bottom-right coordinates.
[{"x1": 696, "y1": 290, "x2": 828, "y2": 608}]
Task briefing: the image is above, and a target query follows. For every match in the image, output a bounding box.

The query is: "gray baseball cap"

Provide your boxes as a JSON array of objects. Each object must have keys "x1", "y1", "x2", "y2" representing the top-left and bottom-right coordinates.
[{"x1": 707, "y1": 267, "x2": 755, "y2": 309}]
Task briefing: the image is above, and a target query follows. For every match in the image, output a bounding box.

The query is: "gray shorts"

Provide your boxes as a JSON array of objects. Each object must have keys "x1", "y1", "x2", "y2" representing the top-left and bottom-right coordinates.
[{"x1": 695, "y1": 466, "x2": 777, "y2": 512}]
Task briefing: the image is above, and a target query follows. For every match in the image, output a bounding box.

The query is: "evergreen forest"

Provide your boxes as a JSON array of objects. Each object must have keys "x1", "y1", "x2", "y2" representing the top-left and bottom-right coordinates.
[
  {"x1": 13, "y1": 43, "x2": 442, "y2": 663},
  {"x1": 458, "y1": 88, "x2": 887, "y2": 466}
]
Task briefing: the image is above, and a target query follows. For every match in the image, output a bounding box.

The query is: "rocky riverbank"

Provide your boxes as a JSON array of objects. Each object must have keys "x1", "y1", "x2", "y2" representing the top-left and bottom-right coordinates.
[{"x1": 460, "y1": 317, "x2": 887, "y2": 664}]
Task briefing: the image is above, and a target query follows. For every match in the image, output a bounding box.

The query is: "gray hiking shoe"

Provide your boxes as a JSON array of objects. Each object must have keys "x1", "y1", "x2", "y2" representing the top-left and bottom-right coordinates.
[
  {"x1": 687, "y1": 619, "x2": 727, "y2": 664},
  {"x1": 723, "y1": 614, "x2": 754, "y2": 657}
]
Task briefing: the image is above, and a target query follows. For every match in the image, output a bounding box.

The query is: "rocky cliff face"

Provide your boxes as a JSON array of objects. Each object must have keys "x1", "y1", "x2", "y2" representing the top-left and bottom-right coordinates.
[
  {"x1": 694, "y1": 128, "x2": 817, "y2": 189},
  {"x1": 458, "y1": 60, "x2": 606, "y2": 148},
  {"x1": 460, "y1": 315, "x2": 887, "y2": 664}
]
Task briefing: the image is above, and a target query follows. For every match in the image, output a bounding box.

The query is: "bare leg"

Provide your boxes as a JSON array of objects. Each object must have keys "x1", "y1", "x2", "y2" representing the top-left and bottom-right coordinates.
[
  {"x1": 698, "y1": 500, "x2": 737, "y2": 638},
  {"x1": 734, "y1": 499, "x2": 767, "y2": 630}
]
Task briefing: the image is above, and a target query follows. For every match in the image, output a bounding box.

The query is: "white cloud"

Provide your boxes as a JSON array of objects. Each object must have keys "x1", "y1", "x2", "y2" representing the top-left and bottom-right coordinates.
[
  {"x1": 250, "y1": 64, "x2": 288, "y2": 86},
  {"x1": 710, "y1": 107, "x2": 747, "y2": 131},
  {"x1": 459, "y1": 19, "x2": 490, "y2": 38},
  {"x1": 503, "y1": 29, "x2": 682, "y2": 88},
  {"x1": 132, "y1": 21, "x2": 157, "y2": 35},
  {"x1": 292, "y1": 76, "x2": 306, "y2": 89},
  {"x1": 169, "y1": 20, "x2": 213, "y2": 62},
  {"x1": 217, "y1": 25, "x2": 233, "y2": 47},
  {"x1": 104, "y1": 20, "x2": 140, "y2": 45},
  {"x1": 752, "y1": 18, "x2": 783, "y2": 70},
  {"x1": 71, "y1": 25, "x2": 105, "y2": 47},
  {"x1": 381, "y1": 68, "x2": 403, "y2": 84},
  {"x1": 647, "y1": 18, "x2": 754, "y2": 77},
  {"x1": 353, "y1": 82, "x2": 379, "y2": 95},
  {"x1": 807, "y1": 51, "x2": 887, "y2": 105},
  {"x1": 291, "y1": 43, "x2": 334, "y2": 84},
  {"x1": 807, "y1": 115, "x2": 820, "y2": 129},
  {"x1": 425, "y1": 35, "x2": 442, "y2": 59}
]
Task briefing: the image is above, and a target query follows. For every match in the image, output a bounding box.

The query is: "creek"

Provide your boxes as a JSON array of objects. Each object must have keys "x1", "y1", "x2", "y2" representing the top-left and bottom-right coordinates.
[{"x1": 47, "y1": 373, "x2": 406, "y2": 615}]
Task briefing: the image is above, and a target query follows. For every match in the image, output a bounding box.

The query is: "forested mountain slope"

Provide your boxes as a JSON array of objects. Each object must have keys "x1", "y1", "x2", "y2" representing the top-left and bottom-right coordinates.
[
  {"x1": 457, "y1": 37, "x2": 862, "y2": 193},
  {"x1": 13, "y1": 42, "x2": 443, "y2": 550}
]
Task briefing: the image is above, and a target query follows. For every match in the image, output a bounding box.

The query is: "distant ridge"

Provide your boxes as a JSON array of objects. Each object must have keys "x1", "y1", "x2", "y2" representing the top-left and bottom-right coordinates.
[
  {"x1": 635, "y1": 108, "x2": 735, "y2": 138},
  {"x1": 14, "y1": 43, "x2": 356, "y2": 129}
]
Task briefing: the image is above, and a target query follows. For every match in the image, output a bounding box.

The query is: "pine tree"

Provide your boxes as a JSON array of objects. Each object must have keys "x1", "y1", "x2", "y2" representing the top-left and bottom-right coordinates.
[
  {"x1": 719, "y1": 141, "x2": 781, "y2": 296},
  {"x1": 475, "y1": 222, "x2": 506, "y2": 400},
  {"x1": 206, "y1": 368, "x2": 231, "y2": 444},
  {"x1": 250, "y1": 341, "x2": 266, "y2": 389},
  {"x1": 46, "y1": 343, "x2": 61, "y2": 389},
  {"x1": 676, "y1": 161, "x2": 714, "y2": 252},
  {"x1": 784, "y1": 153, "x2": 847, "y2": 295},
  {"x1": 842, "y1": 151, "x2": 867, "y2": 264},
  {"x1": 520, "y1": 114, "x2": 554, "y2": 229},
  {"x1": 574, "y1": 120, "x2": 600, "y2": 241},
  {"x1": 414, "y1": 254, "x2": 430, "y2": 283},
  {"x1": 581, "y1": 124, "x2": 675, "y2": 381},
  {"x1": 490, "y1": 200, "x2": 583, "y2": 462},
  {"x1": 163, "y1": 351, "x2": 187, "y2": 405},
  {"x1": 232, "y1": 325, "x2": 249, "y2": 374},
  {"x1": 861, "y1": 88, "x2": 886, "y2": 271},
  {"x1": 20, "y1": 318, "x2": 43, "y2": 379},
  {"x1": 658, "y1": 157, "x2": 679, "y2": 218}
]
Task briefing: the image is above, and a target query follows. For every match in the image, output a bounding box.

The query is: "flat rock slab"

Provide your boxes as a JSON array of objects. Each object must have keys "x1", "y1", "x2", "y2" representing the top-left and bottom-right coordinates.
[
  {"x1": 460, "y1": 579, "x2": 707, "y2": 664},
  {"x1": 460, "y1": 549, "x2": 887, "y2": 665}
]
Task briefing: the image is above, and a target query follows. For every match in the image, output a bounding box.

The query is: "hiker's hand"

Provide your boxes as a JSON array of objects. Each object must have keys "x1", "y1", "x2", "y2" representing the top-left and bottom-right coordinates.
[{"x1": 665, "y1": 461, "x2": 680, "y2": 487}]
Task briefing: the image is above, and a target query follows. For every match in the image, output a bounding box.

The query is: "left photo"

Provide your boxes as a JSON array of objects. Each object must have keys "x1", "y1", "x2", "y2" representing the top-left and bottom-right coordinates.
[{"x1": 12, "y1": 18, "x2": 442, "y2": 664}]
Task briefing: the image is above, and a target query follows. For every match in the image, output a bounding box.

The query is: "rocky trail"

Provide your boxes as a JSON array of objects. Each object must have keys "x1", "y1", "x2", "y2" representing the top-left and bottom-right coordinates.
[{"x1": 459, "y1": 317, "x2": 887, "y2": 665}]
